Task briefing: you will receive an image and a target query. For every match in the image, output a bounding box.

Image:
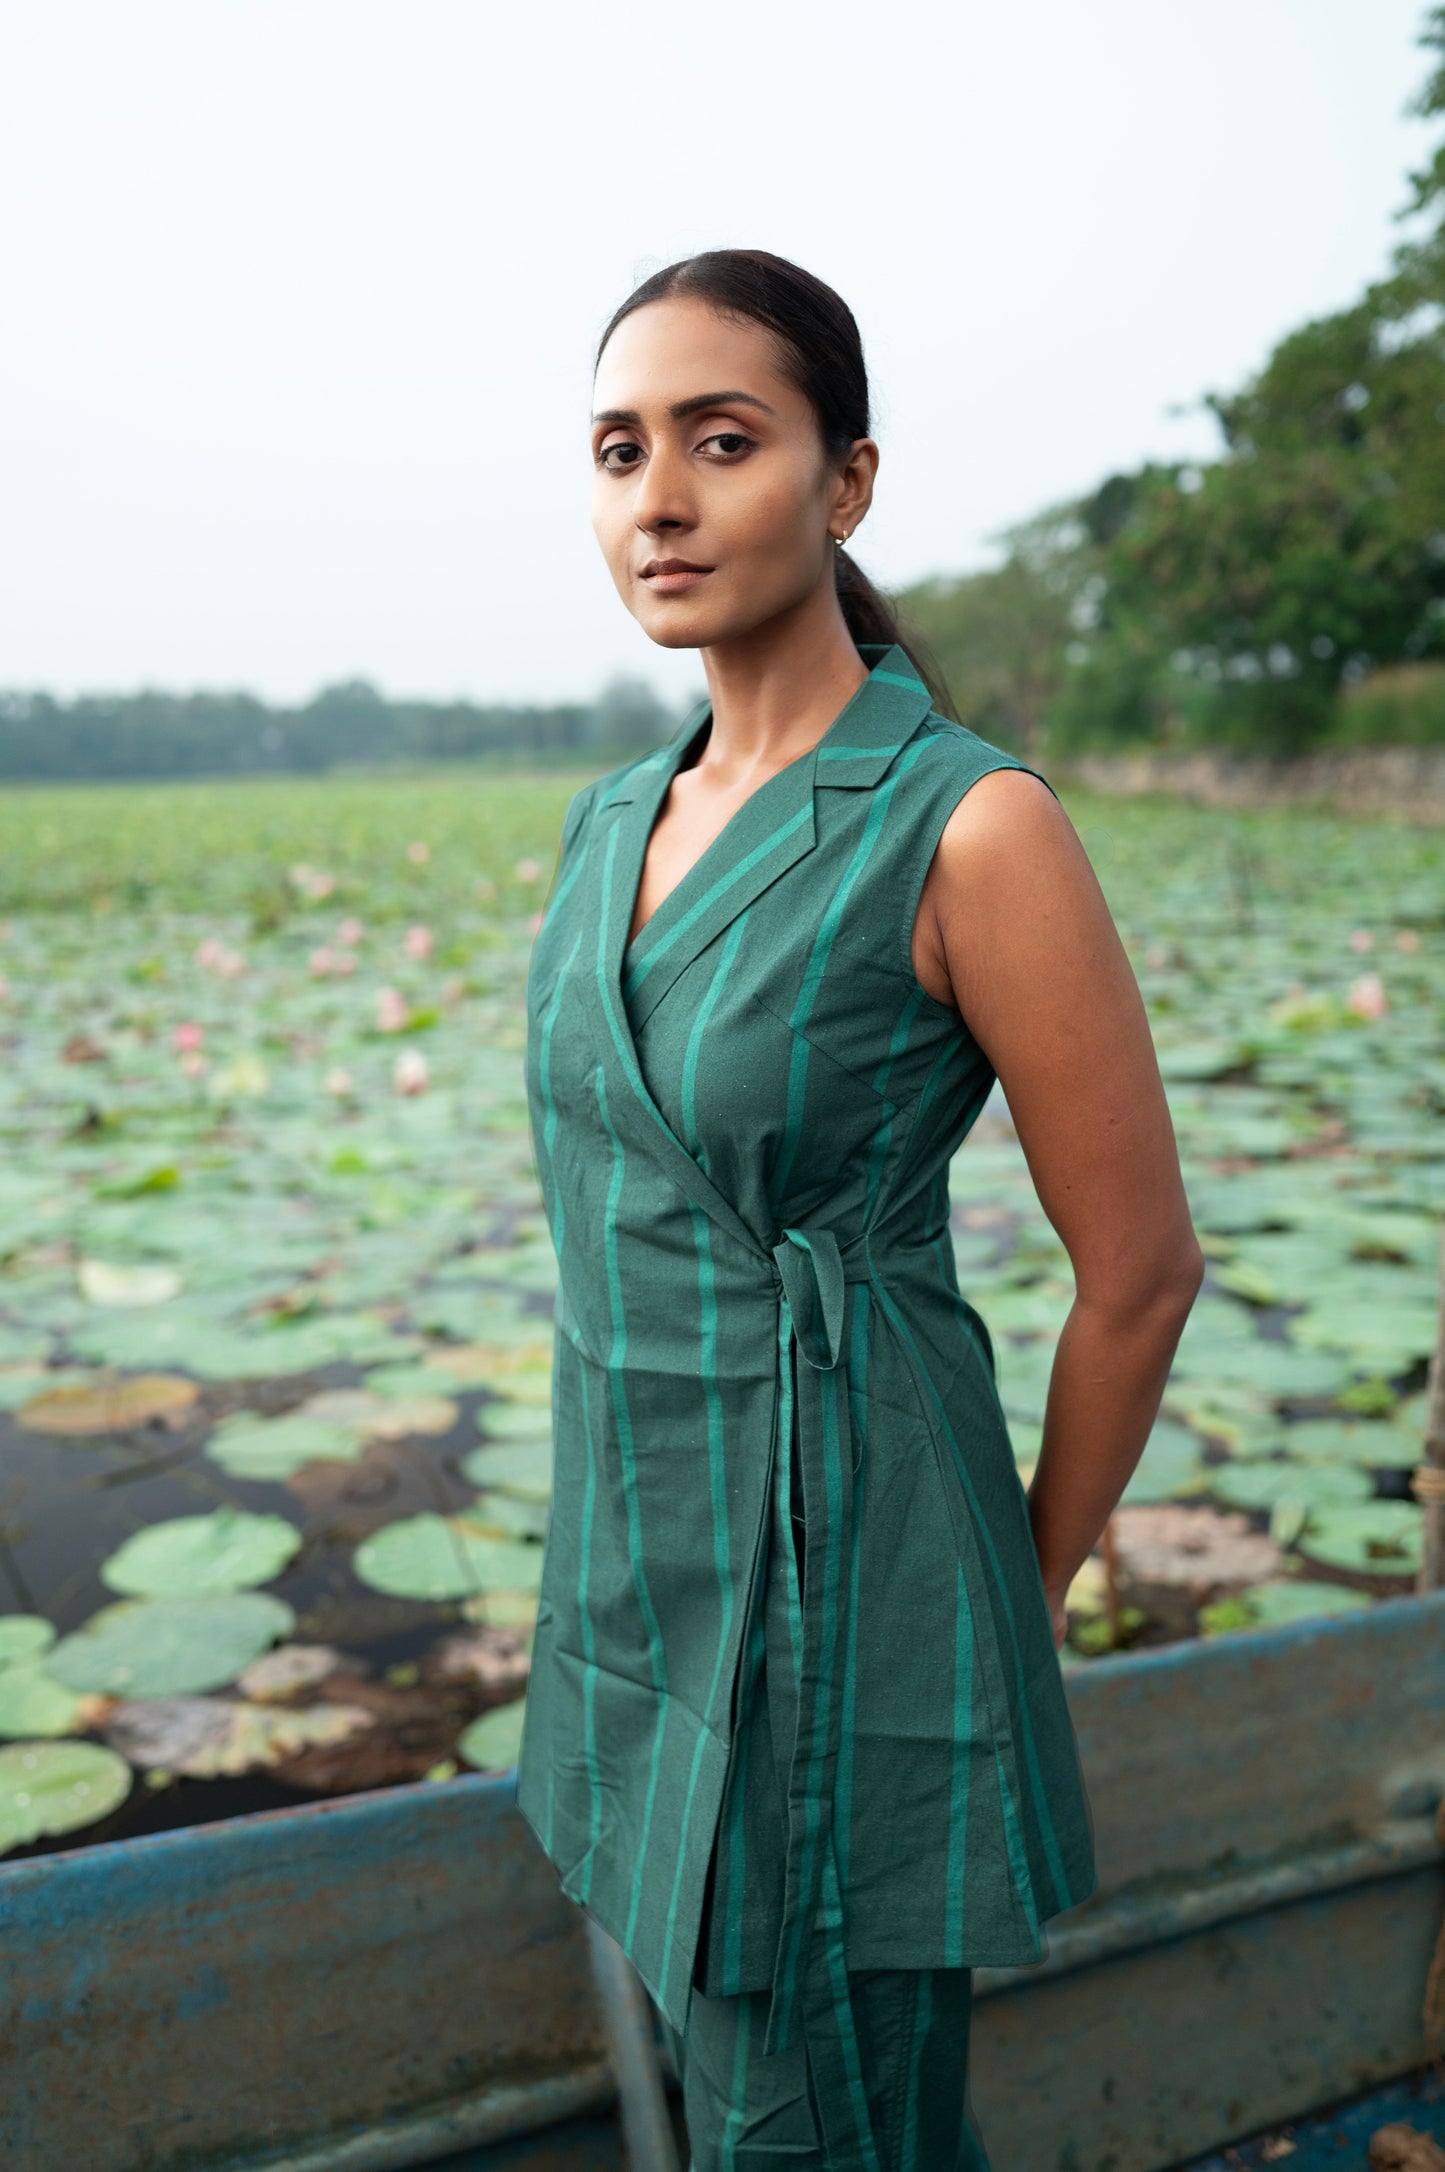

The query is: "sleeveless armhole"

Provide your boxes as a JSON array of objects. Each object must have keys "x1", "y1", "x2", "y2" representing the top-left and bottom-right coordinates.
[
  {"x1": 894, "y1": 734, "x2": 1063, "y2": 1003},
  {"x1": 539, "y1": 780, "x2": 598, "y2": 920},
  {"x1": 559, "y1": 779, "x2": 598, "y2": 858}
]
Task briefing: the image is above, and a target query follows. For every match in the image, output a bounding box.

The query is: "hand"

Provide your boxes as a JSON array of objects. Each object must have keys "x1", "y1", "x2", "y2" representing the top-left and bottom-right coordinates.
[{"x1": 1044, "y1": 1586, "x2": 1069, "y2": 1653}]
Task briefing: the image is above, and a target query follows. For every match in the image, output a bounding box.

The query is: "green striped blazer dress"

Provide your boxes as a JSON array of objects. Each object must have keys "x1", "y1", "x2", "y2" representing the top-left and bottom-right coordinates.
[{"x1": 517, "y1": 641, "x2": 1098, "y2": 2116}]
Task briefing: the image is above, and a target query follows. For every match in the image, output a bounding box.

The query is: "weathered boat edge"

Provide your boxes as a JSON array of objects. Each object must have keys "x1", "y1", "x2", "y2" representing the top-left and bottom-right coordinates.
[{"x1": 2, "y1": 1590, "x2": 1442, "y2": 2172}]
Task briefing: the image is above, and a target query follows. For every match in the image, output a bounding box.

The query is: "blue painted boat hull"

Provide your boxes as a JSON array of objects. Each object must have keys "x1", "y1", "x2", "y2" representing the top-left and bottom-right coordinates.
[{"x1": 4, "y1": 1593, "x2": 1442, "y2": 2171}]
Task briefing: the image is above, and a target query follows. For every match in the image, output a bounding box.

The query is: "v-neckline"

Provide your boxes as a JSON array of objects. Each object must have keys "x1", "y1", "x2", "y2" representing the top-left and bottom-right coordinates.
[{"x1": 623, "y1": 671, "x2": 871, "y2": 961}]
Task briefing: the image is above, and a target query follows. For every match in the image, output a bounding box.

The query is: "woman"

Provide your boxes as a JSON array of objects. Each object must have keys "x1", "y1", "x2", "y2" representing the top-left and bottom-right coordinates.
[{"x1": 517, "y1": 248, "x2": 1204, "y2": 2171}]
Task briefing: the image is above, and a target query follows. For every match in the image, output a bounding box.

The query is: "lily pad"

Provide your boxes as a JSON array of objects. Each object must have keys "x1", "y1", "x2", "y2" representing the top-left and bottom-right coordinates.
[
  {"x1": 1235, "y1": 1579, "x2": 1376, "y2": 1627},
  {"x1": 104, "y1": 1696, "x2": 373, "y2": 1777},
  {"x1": 352, "y1": 1513, "x2": 543, "y2": 1601},
  {"x1": 1295, "y1": 1499, "x2": 1423, "y2": 1575},
  {"x1": 16, "y1": 1371, "x2": 199, "y2": 1435},
  {"x1": 474, "y1": 1400, "x2": 553, "y2": 1444},
  {"x1": 1208, "y1": 1460, "x2": 1373, "y2": 1514},
  {"x1": 77, "y1": 1258, "x2": 184, "y2": 1307},
  {"x1": 0, "y1": 1616, "x2": 57, "y2": 1667},
  {"x1": 1281, "y1": 1418, "x2": 1422, "y2": 1470},
  {"x1": 316, "y1": 1392, "x2": 462, "y2": 1440},
  {"x1": 100, "y1": 1506, "x2": 303, "y2": 1598},
  {"x1": 43, "y1": 1592, "x2": 296, "y2": 1698},
  {"x1": 456, "y1": 1697, "x2": 527, "y2": 1772},
  {"x1": 0, "y1": 1740, "x2": 133, "y2": 1854},
  {"x1": 463, "y1": 1440, "x2": 553, "y2": 1499},
  {"x1": 205, "y1": 1413, "x2": 365, "y2": 1481},
  {"x1": 460, "y1": 1589, "x2": 540, "y2": 1628},
  {"x1": 0, "y1": 1659, "x2": 92, "y2": 1739},
  {"x1": 1120, "y1": 1421, "x2": 1210, "y2": 1506}
]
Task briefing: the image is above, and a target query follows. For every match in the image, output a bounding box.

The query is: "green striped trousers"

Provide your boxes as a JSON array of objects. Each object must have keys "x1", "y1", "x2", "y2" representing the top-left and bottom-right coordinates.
[{"x1": 659, "y1": 1965, "x2": 992, "y2": 2171}]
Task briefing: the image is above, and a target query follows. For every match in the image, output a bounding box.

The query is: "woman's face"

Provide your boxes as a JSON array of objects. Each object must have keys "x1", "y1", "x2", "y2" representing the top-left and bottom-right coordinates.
[{"x1": 590, "y1": 293, "x2": 873, "y2": 650}]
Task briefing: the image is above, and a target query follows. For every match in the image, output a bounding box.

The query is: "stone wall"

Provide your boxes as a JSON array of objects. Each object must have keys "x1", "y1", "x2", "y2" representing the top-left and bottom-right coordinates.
[{"x1": 1053, "y1": 744, "x2": 1445, "y2": 823}]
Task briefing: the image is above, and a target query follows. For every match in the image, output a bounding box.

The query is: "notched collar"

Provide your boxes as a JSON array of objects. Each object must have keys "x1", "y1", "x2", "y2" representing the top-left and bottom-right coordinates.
[{"x1": 593, "y1": 641, "x2": 933, "y2": 812}]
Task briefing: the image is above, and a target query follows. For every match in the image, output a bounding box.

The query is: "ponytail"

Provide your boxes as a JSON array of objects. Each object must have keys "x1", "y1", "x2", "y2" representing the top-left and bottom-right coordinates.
[{"x1": 834, "y1": 543, "x2": 957, "y2": 721}]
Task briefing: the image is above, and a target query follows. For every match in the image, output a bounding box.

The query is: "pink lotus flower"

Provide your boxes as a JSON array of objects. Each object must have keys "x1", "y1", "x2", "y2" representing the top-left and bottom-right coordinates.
[
  {"x1": 324, "y1": 1067, "x2": 354, "y2": 1096},
  {"x1": 1395, "y1": 929, "x2": 1420, "y2": 954},
  {"x1": 197, "y1": 941, "x2": 245, "y2": 977},
  {"x1": 1348, "y1": 929, "x2": 1373, "y2": 954},
  {"x1": 309, "y1": 947, "x2": 336, "y2": 977},
  {"x1": 403, "y1": 925, "x2": 433, "y2": 960},
  {"x1": 406, "y1": 840, "x2": 430, "y2": 865},
  {"x1": 337, "y1": 917, "x2": 364, "y2": 946},
  {"x1": 376, "y1": 986, "x2": 410, "y2": 1033},
  {"x1": 172, "y1": 1022, "x2": 205, "y2": 1053},
  {"x1": 288, "y1": 862, "x2": 336, "y2": 901},
  {"x1": 1346, "y1": 972, "x2": 1388, "y2": 1021},
  {"x1": 393, "y1": 1049, "x2": 429, "y2": 1095},
  {"x1": 515, "y1": 857, "x2": 542, "y2": 884}
]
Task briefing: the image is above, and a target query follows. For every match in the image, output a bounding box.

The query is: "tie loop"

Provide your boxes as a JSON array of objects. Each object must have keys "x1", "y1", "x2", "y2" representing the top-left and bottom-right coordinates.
[{"x1": 771, "y1": 1225, "x2": 846, "y2": 1372}]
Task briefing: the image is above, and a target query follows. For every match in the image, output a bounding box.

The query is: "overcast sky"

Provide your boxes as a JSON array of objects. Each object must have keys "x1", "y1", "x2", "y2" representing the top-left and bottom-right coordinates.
[{"x1": 0, "y1": 1, "x2": 1435, "y2": 710}]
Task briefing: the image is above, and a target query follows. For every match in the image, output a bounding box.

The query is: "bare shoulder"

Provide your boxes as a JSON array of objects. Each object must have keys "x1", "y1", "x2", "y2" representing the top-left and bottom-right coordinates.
[
  {"x1": 921, "y1": 761, "x2": 1099, "y2": 936},
  {"x1": 933, "y1": 762, "x2": 1080, "y2": 870}
]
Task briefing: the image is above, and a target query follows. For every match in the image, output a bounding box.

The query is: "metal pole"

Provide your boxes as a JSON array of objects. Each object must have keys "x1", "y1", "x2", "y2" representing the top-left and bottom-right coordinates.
[
  {"x1": 583, "y1": 1915, "x2": 683, "y2": 2172},
  {"x1": 1417, "y1": 1216, "x2": 1445, "y2": 1591}
]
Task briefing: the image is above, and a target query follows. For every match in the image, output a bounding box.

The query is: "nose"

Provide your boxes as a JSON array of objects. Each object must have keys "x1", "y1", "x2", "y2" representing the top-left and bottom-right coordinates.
[{"x1": 630, "y1": 436, "x2": 697, "y2": 538}]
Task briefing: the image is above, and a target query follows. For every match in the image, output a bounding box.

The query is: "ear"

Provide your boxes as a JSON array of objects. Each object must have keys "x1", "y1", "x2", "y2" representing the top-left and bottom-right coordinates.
[{"x1": 833, "y1": 437, "x2": 879, "y2": 534}]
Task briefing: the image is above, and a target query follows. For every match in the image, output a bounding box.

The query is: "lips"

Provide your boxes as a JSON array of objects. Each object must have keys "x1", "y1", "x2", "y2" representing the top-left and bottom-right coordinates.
[{"x1": 641, "y1": 560, "x2": 714, "y2": 595}]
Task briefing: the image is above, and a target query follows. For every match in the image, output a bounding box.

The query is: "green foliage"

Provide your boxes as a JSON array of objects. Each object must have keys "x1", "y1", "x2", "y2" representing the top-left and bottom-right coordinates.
[
  {"x1": 1331, "y1": 661, "x2": 1445, "y2": 745},
  {"x1": 900, "y1": 510, "x2": 1083, "y2": 755},
  {"x1": 901, "y1": 13, "x2": 1445, "y2": 757}
]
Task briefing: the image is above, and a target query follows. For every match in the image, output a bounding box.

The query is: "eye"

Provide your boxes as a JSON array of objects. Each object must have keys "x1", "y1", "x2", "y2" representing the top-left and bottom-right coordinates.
[
  {"x1": 699, "y1": 431, "x2": 755, "y2": 459},
  {"x1": 596, "y1": 438, "x2": 643, "y2": 472}
]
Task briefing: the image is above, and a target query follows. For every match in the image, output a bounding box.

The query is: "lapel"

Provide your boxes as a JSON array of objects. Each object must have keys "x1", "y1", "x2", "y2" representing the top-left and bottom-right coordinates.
[
  {"x1": 581, "y1": 643, "x2": 933, "y2": 1249},
  {"x1": 611, "y1": 644, "x2": 933, "y2": 1032}
]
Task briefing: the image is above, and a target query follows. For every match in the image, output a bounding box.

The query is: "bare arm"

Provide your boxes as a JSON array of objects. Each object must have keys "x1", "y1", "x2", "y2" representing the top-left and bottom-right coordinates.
[{"x1": 915, "y1": 769, "x2": 1206, "y2": 1647}]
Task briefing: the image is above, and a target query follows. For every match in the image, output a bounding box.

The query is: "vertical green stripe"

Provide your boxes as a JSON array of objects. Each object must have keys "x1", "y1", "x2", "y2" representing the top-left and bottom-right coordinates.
[
  {"x1": 656, "y1": 924, "x2": 745, "y2": 1991},
  {"x1": 721, "y1": 1603, "x2": 766, "y2": 1992},
  {"x1": 722, "y1": 1995, "x2": 752, "y2": 2170},
  {"x1": 575, "y1": 1352, "x2": 603, "y2": 1900},
  {"x1": 771, "y1": 744, "x2": 926, "y2": 1206},
  {"x1": 532, "y1": 924, "x2": 584, "y2": 1862},
  {"x1": 833, "y1": 1286, "x2": 870, "y2": 1894},
  {"x1": 623, "y1": 803, "x2": 811, "y2": 998},
  {"x1": 945, "y1": 1563, "x2": 974, "y2": 1961},
  {"x1": 868, "y1": 1275, "x2": 1072, "y2": 1911},
  {"x1": 898, "y1": 1970, "x2": 933, "y2": 2172},
  {"x1": 820, "y1": 1847, "x2": 882, "y2": 2171},
  {"x1": 590, "y1": 868, "x2": 676, "y2": 1952}
]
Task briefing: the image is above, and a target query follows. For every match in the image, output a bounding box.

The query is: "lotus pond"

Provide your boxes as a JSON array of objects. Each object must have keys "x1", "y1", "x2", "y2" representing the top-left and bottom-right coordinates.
[{"x1": 0, "y1": 767, "x2": 1439, "y2": 1860}]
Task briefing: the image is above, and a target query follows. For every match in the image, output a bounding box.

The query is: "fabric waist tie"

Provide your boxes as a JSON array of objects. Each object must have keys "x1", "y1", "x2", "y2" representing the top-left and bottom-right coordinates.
[{"x1": 764, "y1": 1223, "x2": 886, "y2": 2171}]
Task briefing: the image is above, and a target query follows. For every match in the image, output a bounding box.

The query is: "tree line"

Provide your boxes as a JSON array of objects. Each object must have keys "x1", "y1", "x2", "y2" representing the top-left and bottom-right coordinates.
[{"x1": 0, "y1": 675, "x2": 678, "y2": 783}]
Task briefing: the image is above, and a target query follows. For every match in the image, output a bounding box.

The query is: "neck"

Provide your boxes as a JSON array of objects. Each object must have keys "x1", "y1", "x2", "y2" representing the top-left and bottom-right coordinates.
[{"x1": 690, "y1": 585, "x2": 871, "y2": 778}]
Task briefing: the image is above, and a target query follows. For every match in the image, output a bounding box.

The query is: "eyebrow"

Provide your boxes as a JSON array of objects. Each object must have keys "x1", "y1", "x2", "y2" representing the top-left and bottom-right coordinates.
[{"x1": 590, "y1": 389, "x2": 778, "y2": 426}]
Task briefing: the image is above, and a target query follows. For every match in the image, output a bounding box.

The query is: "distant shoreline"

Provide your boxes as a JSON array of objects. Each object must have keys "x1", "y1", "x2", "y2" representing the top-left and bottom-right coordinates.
[{"x1": 1050, "y1": 745, "x2": 1445, "y2": 825}]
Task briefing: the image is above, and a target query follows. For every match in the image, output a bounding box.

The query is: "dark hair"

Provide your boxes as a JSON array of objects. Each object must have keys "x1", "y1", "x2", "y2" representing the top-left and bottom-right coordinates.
[{"x1": 595, "y1": 247, "x2": 956, "y2": 720}]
